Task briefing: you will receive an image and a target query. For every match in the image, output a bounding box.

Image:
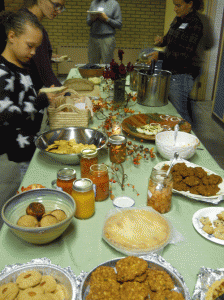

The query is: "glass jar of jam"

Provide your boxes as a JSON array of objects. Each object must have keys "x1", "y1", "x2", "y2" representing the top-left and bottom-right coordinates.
[
  {"x1": 52, "y1": 168, "x2": 76, "y2": 195},
  {"x1": 71, "y1": 178, "x2": 95, "y2": 219},
  {"x1": 89, "y1": 164, "x2": 109, "y2": 201},
  {"x1": 147, "y1": 169, "x2": 173, "y2": 214},
  {"x1": 108, "y1": 135, "x2": 127, "y2": 164},
  {"x1": 80, "y1": 148, "x2": 98, "y2": 178}
]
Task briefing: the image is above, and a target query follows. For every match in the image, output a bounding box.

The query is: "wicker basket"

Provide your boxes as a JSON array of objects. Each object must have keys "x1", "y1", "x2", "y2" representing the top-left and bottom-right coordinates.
[{"x1": 47, "y1": 89, "x2": 90, "y2": 130}]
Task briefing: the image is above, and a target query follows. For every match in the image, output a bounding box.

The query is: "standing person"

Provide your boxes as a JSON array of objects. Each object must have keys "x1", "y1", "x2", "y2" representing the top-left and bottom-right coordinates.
[
  {"x1": 87, "y1": 0, "x2": 122, "y2": 64},
  {"x1": 0, "y1": 10, "x2": 56, "y2": 163},
  {"x1": 147, "y1": 0, "x2": 204, "y2": 124},
  {"x1": 20, "y1": 0, "x2": 66, "y2": 91}
]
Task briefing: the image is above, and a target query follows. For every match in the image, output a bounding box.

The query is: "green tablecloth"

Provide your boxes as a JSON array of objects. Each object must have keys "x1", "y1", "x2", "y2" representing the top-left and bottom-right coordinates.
[{"x1": 0, "y1": 74, "x2": 224, "y2": 297}]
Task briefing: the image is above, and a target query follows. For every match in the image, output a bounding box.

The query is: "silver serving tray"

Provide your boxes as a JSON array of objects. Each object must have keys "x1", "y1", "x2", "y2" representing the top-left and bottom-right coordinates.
[
  {"x1": 0, "y1": 258, "x2": 77, "y2": 300},
  {"x1": 77, "y1": 253, "x2": 191, "y2": 300}
]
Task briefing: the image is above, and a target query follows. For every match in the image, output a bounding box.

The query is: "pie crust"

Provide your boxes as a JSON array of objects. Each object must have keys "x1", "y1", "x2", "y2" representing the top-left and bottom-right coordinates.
[{"x1": 103, "y1": 209, "x2": 171, "y2": 253}]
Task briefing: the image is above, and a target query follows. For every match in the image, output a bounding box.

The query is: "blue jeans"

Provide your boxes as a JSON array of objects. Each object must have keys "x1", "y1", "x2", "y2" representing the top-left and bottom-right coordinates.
[{"x1": 168, "y1": 74, "x2": 194, "y2": 124}]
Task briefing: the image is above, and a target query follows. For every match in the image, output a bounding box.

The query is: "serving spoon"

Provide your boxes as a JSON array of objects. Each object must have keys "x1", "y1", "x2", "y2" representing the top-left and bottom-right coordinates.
[
  {"x1": 155, "y1": 152, "x2": 179, "y2": 191},
  {"x1": 174, "y1": 124, "x2": 179, "y2": 146}
]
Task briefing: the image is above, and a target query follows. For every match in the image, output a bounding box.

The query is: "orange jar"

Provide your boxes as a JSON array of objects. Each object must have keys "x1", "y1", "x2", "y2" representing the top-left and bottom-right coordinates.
[
  {"x1": 147, "y1": 169, "x2": 173, "y2": 214},
  {"x1": 80, "y1": 149, "x2": 98, "y2": 178},
  {"x1": 108, "y1": 135, "x2": 127, "y2": 164},
  {"x1": 71, "y1": 178, "x2": 95, "y2": 219},
  {"x1": 55, "y1": 168, "x2": 76, "y2": 195},
  {"x1": 89, "y1": 164, "x2": 109, "y2": 201}
]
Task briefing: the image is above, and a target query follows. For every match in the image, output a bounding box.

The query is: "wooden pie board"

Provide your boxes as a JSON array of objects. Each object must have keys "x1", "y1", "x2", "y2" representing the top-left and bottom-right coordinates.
[{"x1": 122, "y1": 113, "x2": 192, "y2": 141}]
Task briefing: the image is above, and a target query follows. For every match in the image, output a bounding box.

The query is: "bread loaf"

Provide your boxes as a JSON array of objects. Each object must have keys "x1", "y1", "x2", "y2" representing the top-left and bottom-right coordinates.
[{"x1": 39, "y1": 86, "x2": 67, "y2": 94}]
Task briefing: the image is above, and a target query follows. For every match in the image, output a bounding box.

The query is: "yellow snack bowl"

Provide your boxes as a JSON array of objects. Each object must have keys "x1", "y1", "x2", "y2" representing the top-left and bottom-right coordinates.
[{"x1": 1, "y1": 189, "x2": 76, "y2": 244}]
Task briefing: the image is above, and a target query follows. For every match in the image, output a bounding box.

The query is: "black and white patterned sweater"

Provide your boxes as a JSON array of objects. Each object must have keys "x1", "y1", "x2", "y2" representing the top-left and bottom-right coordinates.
[{"x1": 0, "y1": 55, "x2": 49, "y2": 162}]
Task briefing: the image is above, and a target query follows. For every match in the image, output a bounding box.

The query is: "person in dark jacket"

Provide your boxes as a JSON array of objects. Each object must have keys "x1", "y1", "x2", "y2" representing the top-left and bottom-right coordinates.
[
  {"x1": 147, "y1": 0, "x2": 204, "y2": 123},
  {"x1": 0, "y1": 10, "x2": 56, "y2": 162},
  {"x1": 20, "y1": 0, "x2": 66, "y2": 91}
]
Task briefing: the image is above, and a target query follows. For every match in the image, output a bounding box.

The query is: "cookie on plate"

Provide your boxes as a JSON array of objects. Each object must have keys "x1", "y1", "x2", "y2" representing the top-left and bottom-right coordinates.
[
  {"x1": 116, "y1": 256, "x2": 148, "y2": 282},
  {"x1": 0, "y1": 282, "x2": 19, "y2": 300},
  {"x1": 16, "y1": 270, "x2": 42, "y2": 289}
]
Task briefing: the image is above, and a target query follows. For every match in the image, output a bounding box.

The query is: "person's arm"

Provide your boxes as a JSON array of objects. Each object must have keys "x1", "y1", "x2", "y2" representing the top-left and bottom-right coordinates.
[
  {"x1": 104, "y1": 3, "x2": 122, "y2": 29},
  {"x1": 87, "y1": 2, "x2": 96, "y2": 26},
  {"x1": 31, "y1": 29, "x2": 61, "y2": 88}
]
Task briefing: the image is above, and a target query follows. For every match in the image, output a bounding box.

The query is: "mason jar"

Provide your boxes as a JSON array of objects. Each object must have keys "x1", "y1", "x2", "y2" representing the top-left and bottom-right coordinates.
[
  {"x1": 147, "y1": 169, "x2": 173, "y2": 214},
  {"x1": 108, "y1": 135, "x2": 127, "y2": 164}
]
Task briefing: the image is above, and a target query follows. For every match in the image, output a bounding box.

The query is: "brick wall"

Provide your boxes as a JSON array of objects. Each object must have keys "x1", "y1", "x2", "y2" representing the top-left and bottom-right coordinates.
[{"x1": 4, "y1": 0, "x2": 166, "y2": 74}]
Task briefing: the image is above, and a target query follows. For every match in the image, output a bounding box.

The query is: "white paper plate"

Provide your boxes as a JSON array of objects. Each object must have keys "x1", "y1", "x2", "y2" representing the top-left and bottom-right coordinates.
[
  {"x1": 154, "y1": 158, "x2": 224, "y2": 204},
  {"x1": 192, "y1": 207, "x2": 224, "y2": 245},
  {"x1": 87, "y1": 11, "x2": 103, "y2": 14}
]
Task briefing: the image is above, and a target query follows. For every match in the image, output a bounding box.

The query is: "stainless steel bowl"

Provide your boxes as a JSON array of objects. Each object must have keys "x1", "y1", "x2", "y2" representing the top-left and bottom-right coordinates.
[
  {"x1": 78, "y1": 255, "x2": 191, "y2": 300},
  {"x1": 0, "y1": 258, "x2": 77, "y2": 300},
  {"x1": 35, "y1": 127, "x2": 108, "y2": 164}
]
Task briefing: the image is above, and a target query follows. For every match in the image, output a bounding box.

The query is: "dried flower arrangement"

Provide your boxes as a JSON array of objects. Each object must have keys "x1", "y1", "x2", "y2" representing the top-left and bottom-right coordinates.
[{"x1": 103, "y1": 49, "x2": 134, "y2": 81}]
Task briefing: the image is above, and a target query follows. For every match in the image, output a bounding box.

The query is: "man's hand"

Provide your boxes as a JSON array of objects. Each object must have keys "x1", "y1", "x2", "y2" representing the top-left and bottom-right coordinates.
[{"x1": 146, "y1": 51, "x2": 159, "y2": 65}]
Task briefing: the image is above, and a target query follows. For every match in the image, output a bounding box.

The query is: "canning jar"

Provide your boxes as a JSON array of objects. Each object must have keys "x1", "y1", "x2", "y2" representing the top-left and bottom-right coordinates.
[
  {"x1": 108, "y1": 135, "x2": 127, "y2": 164},
  {"x1": 147, "y1": 169, "x2": 173, "y2": 214},
  {"x1": 52, "y1": 168, "x2": 76, "y2": 195},
  {"x1": 80, "y1": 148, "x2": 98, "y2": 178},
  {"x1": 89, "y1": 164, "x2": 109, "y2": 201},
  {"x1": 72, "y1": 178, "x2": 95, "y2": 219}
]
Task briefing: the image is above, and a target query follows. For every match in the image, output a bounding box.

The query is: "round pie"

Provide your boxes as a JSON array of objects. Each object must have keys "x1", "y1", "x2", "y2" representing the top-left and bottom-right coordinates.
[{"x1": 103, "y1": 208, "x2": 171, "y2": 253}]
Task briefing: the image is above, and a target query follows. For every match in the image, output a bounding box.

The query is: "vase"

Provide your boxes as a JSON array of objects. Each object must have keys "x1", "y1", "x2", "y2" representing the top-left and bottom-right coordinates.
[{"x1": 113, "y1": 78, "x2": 126, "y2": 104}]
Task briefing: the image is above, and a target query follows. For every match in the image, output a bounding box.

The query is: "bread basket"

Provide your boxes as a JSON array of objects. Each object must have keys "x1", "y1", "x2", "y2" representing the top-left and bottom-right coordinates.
[{"x1": 48, "y1": 89, "x2": 90, "y2": 130}]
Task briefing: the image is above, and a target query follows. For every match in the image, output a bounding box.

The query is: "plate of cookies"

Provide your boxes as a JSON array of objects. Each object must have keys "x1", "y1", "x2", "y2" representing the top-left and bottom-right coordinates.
[
  {"x1": 192, "y1": 207, "x2": 224, "y2": 245},
  {"x1": 77, "y1": 254, "x2": 191, "y2": 300},
  {"x1": 0, "y1": 257, "x2": 77, "y2": 299}
]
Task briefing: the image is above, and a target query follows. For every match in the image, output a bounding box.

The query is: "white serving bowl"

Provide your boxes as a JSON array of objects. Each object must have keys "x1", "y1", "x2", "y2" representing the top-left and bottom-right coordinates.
[
  {"x1": 1, "y1": 189, "x2": 76, "y2": 244},
  {"x1": 155, "y1": 131, "x2": 200, "y2": 160}
]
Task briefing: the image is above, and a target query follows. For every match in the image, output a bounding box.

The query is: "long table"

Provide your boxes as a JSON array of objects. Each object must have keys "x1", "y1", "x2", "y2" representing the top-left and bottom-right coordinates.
[{"x1": 0, "y1": 76, "x2": 224, "y2": 297}]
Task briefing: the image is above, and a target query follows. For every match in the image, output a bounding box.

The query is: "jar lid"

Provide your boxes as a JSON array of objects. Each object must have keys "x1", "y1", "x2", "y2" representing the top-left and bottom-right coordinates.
[
  {"x1": 57, "y1": 168, "x2": 76, "y2": 180},
  {"x1": 108, "y1": 135, "x2": 127, "y2": 145},
  {"x1": 81, "y1": 148, "x2": 98, "y2": 158},
  {"x1": 113, "y1": 196, "x2": 135, "y2": 208},
  {"x1": 73, "y1": 178, "x2": 93, "y2": 192}
]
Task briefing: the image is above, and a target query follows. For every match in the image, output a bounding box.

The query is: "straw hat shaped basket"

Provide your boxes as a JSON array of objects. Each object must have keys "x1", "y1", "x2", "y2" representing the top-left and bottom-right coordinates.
[{"x1": 48, "y1": 89, "x2": 90, "y2": 130}]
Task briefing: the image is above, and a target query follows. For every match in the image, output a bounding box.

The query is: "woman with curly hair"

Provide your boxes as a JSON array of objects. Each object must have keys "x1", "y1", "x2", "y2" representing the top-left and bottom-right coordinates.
[{"x1": 147, "y1": 0, "x2": 204, "y2": 123}]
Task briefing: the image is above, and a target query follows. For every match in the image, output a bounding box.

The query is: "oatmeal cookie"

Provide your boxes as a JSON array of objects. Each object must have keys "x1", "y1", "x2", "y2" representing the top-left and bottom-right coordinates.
[
  {"x1": 90, "y1": 266, "x2": 117, "y2": 285},
  {"x1": 116, "y1": 256, "x2": 148, "y2": 282},
  {"x1": 146, "y1": 269, "x2": 174, "y2": 292},
  {"x1": 120, "y1": 281, "x2": 149, "y2": 300},
  {"x1": 0, "y1": 282, "x2": 19, "y2": 300},
  {"x1": 133, "y1": 271, "x2": 148, "y2": 283},
  {"x1": 86, "y1": 280, "x2": 120, "y2": 300},
  {"x1": 16, "y1": 270, "x2": 42, "y2": 289}
]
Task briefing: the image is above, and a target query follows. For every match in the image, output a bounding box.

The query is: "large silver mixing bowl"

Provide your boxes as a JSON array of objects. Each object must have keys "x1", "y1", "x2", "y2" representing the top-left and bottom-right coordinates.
[{"x1": 35, "y1": 127, "x2": 108, "y2": 164}]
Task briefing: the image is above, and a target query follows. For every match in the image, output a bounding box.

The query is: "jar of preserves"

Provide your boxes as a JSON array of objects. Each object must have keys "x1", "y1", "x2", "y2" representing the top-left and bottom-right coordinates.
[
  {"x1": 80, "y1": 148, "x2": 98, "y2": 178},
  {"x1": 108, "y1": 135, "x2": 127, "y2": 164},
  {"x1": 72, "y1": 178, "x2": 95, "y2": 219},
  {"x1": 147, "y1": 169, "x2": 173, "y2": 214},
  {"x1": 89, "y1": 164, "x2": 109, "y2": 201},
  {"x1": 52, "y1": 168, "x2": 76, "y2": 195}
]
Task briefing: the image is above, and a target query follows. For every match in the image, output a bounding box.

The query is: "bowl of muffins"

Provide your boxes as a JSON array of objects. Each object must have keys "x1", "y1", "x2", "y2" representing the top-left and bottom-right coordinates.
[{"x1": 1, "y1": 188, "x2": 76, "y2": 244}]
